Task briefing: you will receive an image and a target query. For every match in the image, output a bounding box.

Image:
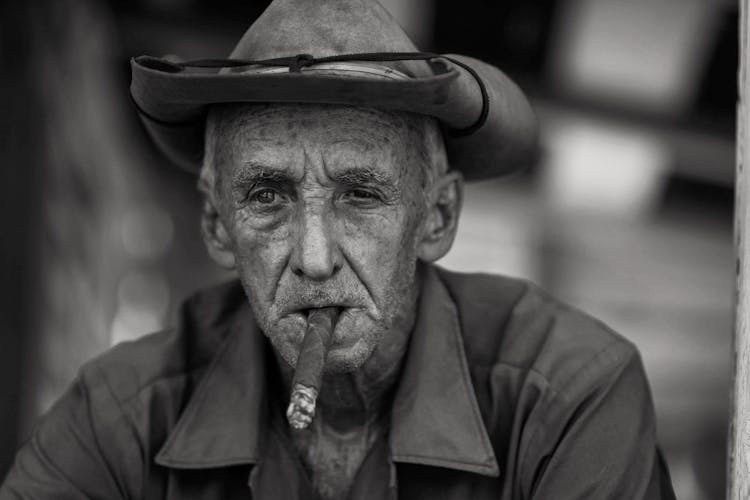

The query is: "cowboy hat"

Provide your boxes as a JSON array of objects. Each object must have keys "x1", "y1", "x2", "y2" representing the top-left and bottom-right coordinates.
[{"x1": 130, "y1": 0, "x2": 538, "y2": 180}]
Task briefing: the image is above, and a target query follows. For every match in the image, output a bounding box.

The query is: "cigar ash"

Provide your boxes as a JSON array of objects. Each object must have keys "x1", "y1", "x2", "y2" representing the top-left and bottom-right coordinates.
[{"x1": 287, "y1": 384, "x2": 319, "y2": 430}]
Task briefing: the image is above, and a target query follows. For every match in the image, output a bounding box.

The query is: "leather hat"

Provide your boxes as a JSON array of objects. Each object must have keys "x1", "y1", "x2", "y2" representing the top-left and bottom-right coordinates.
[{"x1": 130, "y1": 0, "x2": 538, "y2": 180}]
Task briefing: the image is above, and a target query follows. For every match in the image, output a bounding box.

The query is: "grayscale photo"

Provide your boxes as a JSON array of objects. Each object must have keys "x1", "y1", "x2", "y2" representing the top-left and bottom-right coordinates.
[{"x1": 0, "y1": 0, "x2": 742, "y2": 498}]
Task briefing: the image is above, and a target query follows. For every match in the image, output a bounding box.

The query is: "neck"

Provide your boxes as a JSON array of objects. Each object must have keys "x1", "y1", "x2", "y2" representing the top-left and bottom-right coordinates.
[
  {"x1": 318, "y1": 349, "x2": 404, "y2": 432},
  {"x1": 275, "y1": 322, "x2": 410, "y2": 433}
]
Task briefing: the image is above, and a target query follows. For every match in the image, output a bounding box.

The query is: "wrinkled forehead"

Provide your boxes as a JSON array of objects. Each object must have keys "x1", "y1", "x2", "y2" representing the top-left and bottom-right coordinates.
[{"x1": 207, "y1": 103, "x2": 427, "y2": 181}]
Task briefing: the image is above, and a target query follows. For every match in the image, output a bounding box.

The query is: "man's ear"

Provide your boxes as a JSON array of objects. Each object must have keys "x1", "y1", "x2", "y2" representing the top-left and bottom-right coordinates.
[
  {"x1": 418, "y1": 170, "x2": 464, "y2": 262},
  {"x1": 200, "y1": 197, "x2": 236, "y2": 270}
]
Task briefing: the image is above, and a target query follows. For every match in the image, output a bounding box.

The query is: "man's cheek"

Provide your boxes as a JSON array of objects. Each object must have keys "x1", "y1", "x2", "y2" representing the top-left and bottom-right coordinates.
[
  {"x1": 342, "y1": 210, "x2": 410, "y2": 263},
  {"x1": 320, "y1": 312, "x2": 383, "y2": 372},
  {"x1": 265, "y1": 319, "x2": 307, "y2": 368},
  {"x1": 347, "y1": 218, "x2": 418, "y2": 292},
  {"x1": 233, "y1": 227, "x2": 291, "y2": 303}
]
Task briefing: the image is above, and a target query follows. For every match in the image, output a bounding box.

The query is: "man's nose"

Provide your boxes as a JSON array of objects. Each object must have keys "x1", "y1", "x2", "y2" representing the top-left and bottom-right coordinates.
[{"x1": 290, "y1": 207, "x2": 343, "y2": 281}]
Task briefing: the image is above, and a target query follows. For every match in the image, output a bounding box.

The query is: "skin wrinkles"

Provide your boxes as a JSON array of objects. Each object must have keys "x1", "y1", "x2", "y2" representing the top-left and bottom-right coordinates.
[
  {"x1": 202, "y1": 103, "x2": 451, "y2": 374},
  {"x1": 208, "y1": 104, "x2": 426, "y2": 370},
  {"x1": 200, "y1": 102, "x2": 462, "y2": 500}
]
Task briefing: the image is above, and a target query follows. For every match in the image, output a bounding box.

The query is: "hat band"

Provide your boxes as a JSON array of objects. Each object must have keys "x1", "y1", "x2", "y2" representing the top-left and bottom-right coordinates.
[{"x1": 243, "y1": 61, "x2": 411, "y2": 81}]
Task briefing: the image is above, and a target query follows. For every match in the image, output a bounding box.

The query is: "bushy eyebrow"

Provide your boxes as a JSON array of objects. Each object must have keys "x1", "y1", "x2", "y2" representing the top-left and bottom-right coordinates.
[
  {"x1": 331, "y1": 167, "x2": 396, "y2": 190},
  {"x1": 231, "y1": 163, "x2": 295, "y2": 190}
]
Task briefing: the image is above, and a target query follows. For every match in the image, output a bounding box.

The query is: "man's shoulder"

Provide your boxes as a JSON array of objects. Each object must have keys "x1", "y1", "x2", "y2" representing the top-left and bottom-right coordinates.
[
  {"x1": 78, "y1": 280, "x2": 246, "y2": 408},
  {"x1": 436, "y1": 267, "x2": 638, "y2": 396}
]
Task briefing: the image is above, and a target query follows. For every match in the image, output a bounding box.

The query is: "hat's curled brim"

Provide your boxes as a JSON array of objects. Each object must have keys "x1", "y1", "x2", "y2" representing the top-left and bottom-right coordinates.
[{"x1": 130, "y1": 54, "x2": 538, "y2": 180}]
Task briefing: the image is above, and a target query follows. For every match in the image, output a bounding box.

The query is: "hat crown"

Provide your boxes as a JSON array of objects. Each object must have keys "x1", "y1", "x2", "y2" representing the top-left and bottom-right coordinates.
[{"x1": 230, "y1": 0, "x2": 430, "y2": 77}]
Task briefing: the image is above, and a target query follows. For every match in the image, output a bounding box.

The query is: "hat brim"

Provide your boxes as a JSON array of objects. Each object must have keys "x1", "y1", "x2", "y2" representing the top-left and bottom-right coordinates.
[{"x1": 130, "y1": 54, "x2": 538, "y2": 180}]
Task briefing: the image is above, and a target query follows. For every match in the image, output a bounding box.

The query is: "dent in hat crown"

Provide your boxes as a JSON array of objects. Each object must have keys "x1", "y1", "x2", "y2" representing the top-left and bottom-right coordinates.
[{"x1": 230, "y1": 0, "x2": 432, "y2": 77}]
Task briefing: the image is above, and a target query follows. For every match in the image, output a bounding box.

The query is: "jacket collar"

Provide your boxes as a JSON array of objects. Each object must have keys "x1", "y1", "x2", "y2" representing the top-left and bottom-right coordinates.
[
  {"x1": 155, "y1": 265, "x2": 499, "y2": 477},
  {"x1": 389, "y1": 266, "x2": 499, "y2": 477},
  {"x1": 155, "y1": 300, "x2": 268, "y2": 468}
]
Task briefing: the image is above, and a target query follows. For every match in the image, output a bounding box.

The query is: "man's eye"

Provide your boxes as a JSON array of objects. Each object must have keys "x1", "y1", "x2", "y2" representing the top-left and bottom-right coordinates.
[
  {"x1": 249, "y1": 188, "x2": 279, "y2": 205},
  {"x1": 344, "y1": 189, "x2": 380, "y2": 202}
]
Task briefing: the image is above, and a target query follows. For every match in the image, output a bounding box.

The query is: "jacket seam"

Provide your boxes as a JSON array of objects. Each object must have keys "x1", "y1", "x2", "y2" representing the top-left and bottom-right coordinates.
[
  {"x1": 112, "y1": 367, "x2": 208, "y2": 408},
  {"x1": 92, "y1": 362, "x2": 148, "y2": 500},
  {"x1": 439, "y1": 273, "x2": 564, "y2": 395},
  {"x1": 519, "y1": 340, "x2": 637, "y2": 494},
  {"x1": 555, "y1": 338, "x2": 635, "y2": 400}
]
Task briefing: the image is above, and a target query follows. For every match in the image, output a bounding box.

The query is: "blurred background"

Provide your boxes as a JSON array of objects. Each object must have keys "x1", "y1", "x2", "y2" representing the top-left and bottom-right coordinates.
[{"x1": 0, "y1": 0, "x2": 737, "y2": 498}]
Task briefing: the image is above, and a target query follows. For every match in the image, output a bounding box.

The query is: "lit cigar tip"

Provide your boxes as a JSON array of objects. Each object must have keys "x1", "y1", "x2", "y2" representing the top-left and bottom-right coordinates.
[
  {"x1": 286, "y1": 384, "x2": 318, "y2": 430},
  {"x1": 286, "y1": 409, "x2": 313, "y2": 430}
]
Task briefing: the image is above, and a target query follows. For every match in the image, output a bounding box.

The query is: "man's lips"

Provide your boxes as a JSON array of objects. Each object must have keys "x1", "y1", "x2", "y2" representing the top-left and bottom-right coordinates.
[
  {"x1": 296, "y1": 305, "x2": 345, "y2": 315},
  {"x1": 280, "y1": 303, "x2": 365, "y2": 346},
  {"x1": 284, "y1": 300, "x2": 360, "y2": 316}
]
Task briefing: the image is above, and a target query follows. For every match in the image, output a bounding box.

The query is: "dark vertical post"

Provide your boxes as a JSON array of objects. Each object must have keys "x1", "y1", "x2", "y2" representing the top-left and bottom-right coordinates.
[{"x1": 0, "y1": 2, "x2": 43, "y2": 475}]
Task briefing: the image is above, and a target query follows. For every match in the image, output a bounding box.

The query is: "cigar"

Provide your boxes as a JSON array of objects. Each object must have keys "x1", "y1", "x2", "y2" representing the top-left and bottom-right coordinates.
[{"x1": 286, "y1": 307, "x2": 339, "y2": 430}]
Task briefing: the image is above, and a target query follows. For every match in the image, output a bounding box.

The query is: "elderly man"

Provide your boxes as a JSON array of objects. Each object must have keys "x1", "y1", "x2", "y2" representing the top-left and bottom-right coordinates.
[{"x1": 2, "y1": 0, "x2": 675, "y2": 499}]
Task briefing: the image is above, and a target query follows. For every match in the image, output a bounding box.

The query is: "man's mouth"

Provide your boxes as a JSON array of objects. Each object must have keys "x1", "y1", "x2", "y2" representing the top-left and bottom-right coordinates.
[
  {"x1": 289, "y1": 301, "x2": 355, "y2": 317},
  {"x1": 298, "y1": 305, "x2": 344, "y2": 317},
  {"x1": 287, "y1": 305, "x2": 360, "y2": 347}
]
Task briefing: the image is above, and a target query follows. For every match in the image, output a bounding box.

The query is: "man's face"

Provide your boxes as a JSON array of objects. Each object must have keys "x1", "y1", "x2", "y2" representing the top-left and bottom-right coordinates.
[{"x1": 209, "y1": 104, "x2": 431, "y2": 373}]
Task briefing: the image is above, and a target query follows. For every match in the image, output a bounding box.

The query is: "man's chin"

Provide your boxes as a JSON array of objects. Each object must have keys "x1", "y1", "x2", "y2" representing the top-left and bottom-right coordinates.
[
  {"x1": 268, "y1": 330, "x2": 376, "y2": 374},
  {"x1": 322, "y1": 338, "x2": 375, "y2": 373}
]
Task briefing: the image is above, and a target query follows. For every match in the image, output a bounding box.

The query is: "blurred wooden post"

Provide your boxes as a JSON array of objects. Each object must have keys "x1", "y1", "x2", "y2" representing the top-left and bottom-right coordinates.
[{"x1": 731, "y1": 1, "x2": 750, "y2": 498}]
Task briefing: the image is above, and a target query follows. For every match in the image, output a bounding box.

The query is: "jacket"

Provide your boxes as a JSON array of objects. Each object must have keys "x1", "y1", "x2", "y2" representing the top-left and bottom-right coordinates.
[{"x1": 1, "y1": 265, "x2": 675, "y2": 499}]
